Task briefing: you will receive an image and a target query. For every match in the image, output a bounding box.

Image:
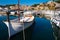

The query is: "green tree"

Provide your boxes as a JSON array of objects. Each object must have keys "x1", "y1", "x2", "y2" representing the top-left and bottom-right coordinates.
[
  {"x1": 54, "y1": 0, "x2": 60, "y2": 3},
  {"x1": 31, "y1": 4, "x2": 39, "y2": 7},
  {"x1": 5, "y1": 4, "x2": 16, "y2": 7}
]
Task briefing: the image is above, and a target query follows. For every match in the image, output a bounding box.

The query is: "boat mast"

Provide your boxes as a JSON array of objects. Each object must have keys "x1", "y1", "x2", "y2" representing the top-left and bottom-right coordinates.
[
  {"x1": 18, "y1": 0, "x2": 25, "y2": 40},
  {"x1": 18, "y1": 0, "x2": 20, "y2": 22}
]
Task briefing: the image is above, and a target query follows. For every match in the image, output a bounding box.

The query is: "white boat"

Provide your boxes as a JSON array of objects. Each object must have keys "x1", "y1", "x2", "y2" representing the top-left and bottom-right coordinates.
[
  {"x1": 4, "y1": 11, "x2": 34, "y2": 37},
  {"x1": 51, "y1": 16, "x2": 60, "y2": 27},
  {"x1": 51, "y1": 11, "x2": 60, "y2": 27},
  {"x1": 10, "y1": 12, "x2": 15, "y2": 15}
]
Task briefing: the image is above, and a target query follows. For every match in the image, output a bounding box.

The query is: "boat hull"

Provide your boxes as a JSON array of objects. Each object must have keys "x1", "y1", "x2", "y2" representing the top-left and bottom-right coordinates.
[{"x1": 4, "y1": 17, "x2": 34, "y2": 37}]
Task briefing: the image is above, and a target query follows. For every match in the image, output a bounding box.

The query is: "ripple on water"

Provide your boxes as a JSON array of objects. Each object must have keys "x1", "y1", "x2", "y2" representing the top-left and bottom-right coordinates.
[
  {"x1": 31, "y1": 17, "x2": 55, "y2": 40},
  {"x1": 0, "y1": 17, "x2": 55, "y2": 40},
  {"x1": 0, "y1": 21, "x2": 9, "y2": 40}
]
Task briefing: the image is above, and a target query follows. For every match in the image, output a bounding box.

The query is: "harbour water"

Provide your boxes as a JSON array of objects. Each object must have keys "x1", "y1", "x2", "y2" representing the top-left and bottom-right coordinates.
[
  {"x1": 0, "y1": 16, "x2": 55, "y2": 40},
  {"x1": 0, "y1": 15, "x2": 18, "y2": 21}
]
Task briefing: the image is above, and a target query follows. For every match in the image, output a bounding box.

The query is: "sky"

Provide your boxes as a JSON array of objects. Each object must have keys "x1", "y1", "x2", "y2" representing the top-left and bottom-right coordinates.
[{"x1": 0, "y1": 0, "x2": 50, "y2": 6}]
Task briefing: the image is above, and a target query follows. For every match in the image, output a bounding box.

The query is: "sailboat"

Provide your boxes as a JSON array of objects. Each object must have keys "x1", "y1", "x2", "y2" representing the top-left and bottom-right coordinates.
[{"x1": 3, "y1": 0, "x2": 34, "y2": 37}]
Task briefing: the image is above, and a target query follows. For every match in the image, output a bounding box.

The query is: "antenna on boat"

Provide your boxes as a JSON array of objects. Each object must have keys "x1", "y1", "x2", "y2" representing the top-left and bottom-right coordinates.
[{"x1": 18, "y1": 0, "x2": 25, "y2": 40}]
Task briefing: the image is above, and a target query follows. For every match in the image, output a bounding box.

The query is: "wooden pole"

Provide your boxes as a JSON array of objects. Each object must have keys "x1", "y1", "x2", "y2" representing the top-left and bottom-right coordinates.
[
  {"x1": 7, "y1": 11, "x2": 10, "y2": 22},
  {"x1": 7, "y1": 11, "x2": 10, "y2": 40}
]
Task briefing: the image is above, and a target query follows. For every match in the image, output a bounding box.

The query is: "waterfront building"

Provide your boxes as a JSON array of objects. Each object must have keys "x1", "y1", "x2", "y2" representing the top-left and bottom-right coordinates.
[
  {"x1": 0, "y1": 11, "x2": 7, "y2": 15},
  {"x1": 34, "y1": 3, "x2": 45, "y2": 11},
  {"x1": 44, "y1": 4, "x2": 49, "y2": 10},
  {"x1": 39, "y1": 3, "x2": 45, "y2": 10},
  {"x1": 10, "y1": 5, "x2": 16, "y2": 10},
  {"x1": 10, "y1": 5, "x2": 20, "y2": 10},
  {"x1": 47, "y1": 1, "x2": 56, "y2": 10},
  {"x1": 0, "y1": 7, "x2": 3, "y2": 10},
  {"x1": 55, "y1": 3, "x2": 60, "y2": 11},
  {"x1": 35, "y1": 5, "x2": 40, "y2": 11}
]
